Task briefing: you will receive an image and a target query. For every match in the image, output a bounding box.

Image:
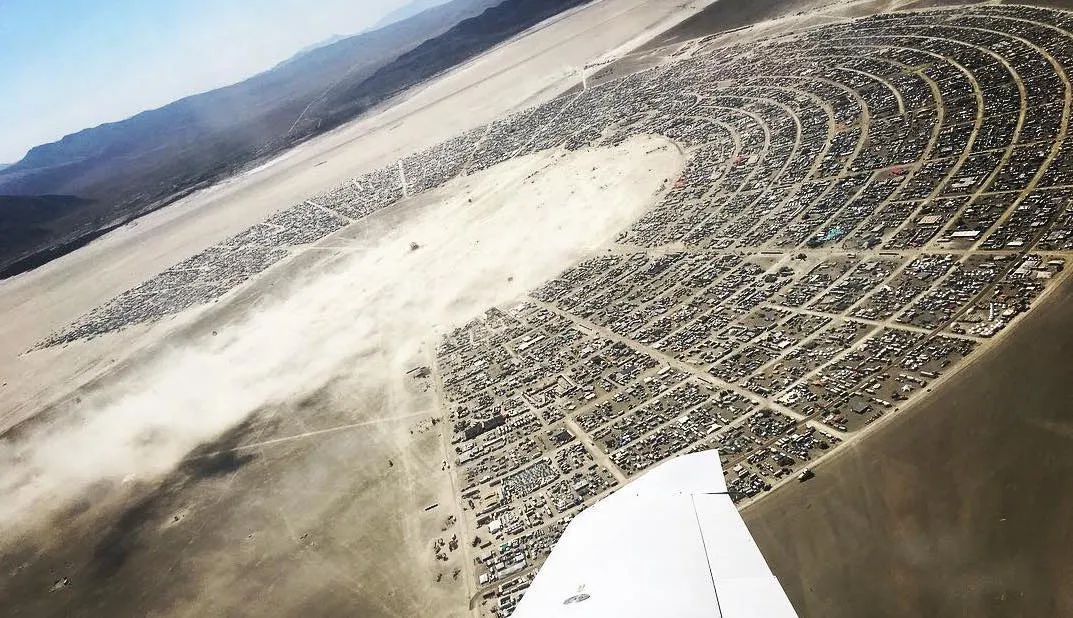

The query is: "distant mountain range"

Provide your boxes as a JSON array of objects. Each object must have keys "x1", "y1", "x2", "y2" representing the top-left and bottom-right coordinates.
[
  {"x1": 0, "y1": 0, "x2": 502, "y2": 196},
  {"x1": 285, "y1": 34, "x2": 350, "y2": 62},
  {"x1": 0, "y1": 0, "x2": 589, "y2": 279},
  {"x1": 373, "y1": 0, "x2": 453, "y2": 30},
  {"x1": 290, "y1": 0, "x2": 455, "y2": 62},
  {"x1": 291, "y1": 0, "x2": 589, "y2": 138}
]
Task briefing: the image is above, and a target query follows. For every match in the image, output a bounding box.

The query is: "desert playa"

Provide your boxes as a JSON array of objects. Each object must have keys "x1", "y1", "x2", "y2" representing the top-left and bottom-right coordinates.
[
  {"x1": 0, "y1": 1, "x2": 693, "y2": 608},
  {"x1": 5, "y1": 1, "x2": 1073, "y2": 617}
]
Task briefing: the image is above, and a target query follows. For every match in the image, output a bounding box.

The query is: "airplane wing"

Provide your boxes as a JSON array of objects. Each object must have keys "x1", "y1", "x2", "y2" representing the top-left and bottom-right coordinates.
[{"x1": 511, "y1": 450, "x2": 799, "y2": 617}]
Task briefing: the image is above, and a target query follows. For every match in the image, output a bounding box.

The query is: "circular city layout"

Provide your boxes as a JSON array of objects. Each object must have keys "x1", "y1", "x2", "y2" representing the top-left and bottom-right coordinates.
[{"x1": 33, "y1": 5, "x2": 1073, "y2": 615}]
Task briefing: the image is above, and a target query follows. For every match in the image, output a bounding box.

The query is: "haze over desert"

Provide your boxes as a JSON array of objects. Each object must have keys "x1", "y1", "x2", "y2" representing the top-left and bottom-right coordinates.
[{"x1": 4, "y1": 1, "x2": 1073, "y2": 617}]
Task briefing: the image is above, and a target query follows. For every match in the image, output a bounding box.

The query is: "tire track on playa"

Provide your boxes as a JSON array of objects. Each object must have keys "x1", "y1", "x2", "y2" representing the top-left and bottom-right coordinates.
[{"x1": 185, "y1": 411, "x2": 430, "y2": 458}]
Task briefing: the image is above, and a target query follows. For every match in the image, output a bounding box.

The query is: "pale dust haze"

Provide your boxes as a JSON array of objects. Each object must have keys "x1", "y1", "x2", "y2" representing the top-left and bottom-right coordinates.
[{"x1": 0, "y1": 135, "x2": 684, "y2": 540}]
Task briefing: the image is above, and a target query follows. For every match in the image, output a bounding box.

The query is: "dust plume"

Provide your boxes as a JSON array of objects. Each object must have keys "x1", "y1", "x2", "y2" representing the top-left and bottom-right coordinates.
[{"x1": 0, "y1": 136, "x2": 684, "y2": 538}]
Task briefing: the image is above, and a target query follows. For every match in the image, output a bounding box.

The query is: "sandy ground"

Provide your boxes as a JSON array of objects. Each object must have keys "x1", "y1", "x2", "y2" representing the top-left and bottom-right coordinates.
[
  {"x1": 0, "y1": 2, "x2": 704, "y2": 614},
  {"x1": 6, "y1": 1, "x2": 1073, "y2": 616},
  {"x1": 0, "y1": 135, "x2": 683, "y2": 616}
]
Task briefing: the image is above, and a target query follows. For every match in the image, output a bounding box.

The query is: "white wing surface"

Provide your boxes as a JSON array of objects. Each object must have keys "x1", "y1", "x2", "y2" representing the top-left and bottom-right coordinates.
[{"x1": 511, "y1": 450, "x2": 798, "y2": 618}]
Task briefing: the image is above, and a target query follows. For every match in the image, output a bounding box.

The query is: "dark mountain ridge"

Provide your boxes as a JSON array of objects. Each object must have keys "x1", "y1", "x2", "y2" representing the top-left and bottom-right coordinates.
[
  {"x1": 0, "y1": 195, "x2": 100, "y2": 278},
  {"x1": 296, "y1": 0, "x2": 590, "y2": 135}
]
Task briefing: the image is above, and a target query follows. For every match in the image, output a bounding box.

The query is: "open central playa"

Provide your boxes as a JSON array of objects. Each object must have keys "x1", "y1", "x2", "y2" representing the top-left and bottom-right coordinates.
[{"x1": 6, "y1": 1, "x2": 1073, "y2": 617}]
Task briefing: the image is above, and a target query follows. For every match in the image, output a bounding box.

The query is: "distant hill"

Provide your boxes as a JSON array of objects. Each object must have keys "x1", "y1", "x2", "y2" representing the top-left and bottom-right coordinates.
[
  {"x1": 0, "y1": 195, "x2": 102, "y2": 278},
  {"x1": 287, "y1": 34, "x2": 350, "y2": 62},
  {"x1": 373, "y1": 0, "x2": 453, "y2": 30},
  {"x1": 294, "y1": 0, "x2": 590, "y2": 137},
  {"x1": 0, "y1": 0, "x2": 588, "y2": 279},
  {"x1": 0, "y1": 0, "x2": 503, "y2": 195},
  {"x1": 0, "y1": 0, "x2": 502, "y2": 277}
]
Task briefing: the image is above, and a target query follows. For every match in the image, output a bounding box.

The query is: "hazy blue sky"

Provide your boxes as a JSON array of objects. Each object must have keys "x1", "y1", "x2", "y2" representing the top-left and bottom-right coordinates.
[{"x1": 0, "y1": 0, "x2": 417, "y2": 162}]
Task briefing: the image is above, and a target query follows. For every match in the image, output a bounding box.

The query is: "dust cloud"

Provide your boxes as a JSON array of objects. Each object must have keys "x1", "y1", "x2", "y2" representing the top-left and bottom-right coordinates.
[{"x1": 0, "y1": 135, "x2": 684, "y2": 539}]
